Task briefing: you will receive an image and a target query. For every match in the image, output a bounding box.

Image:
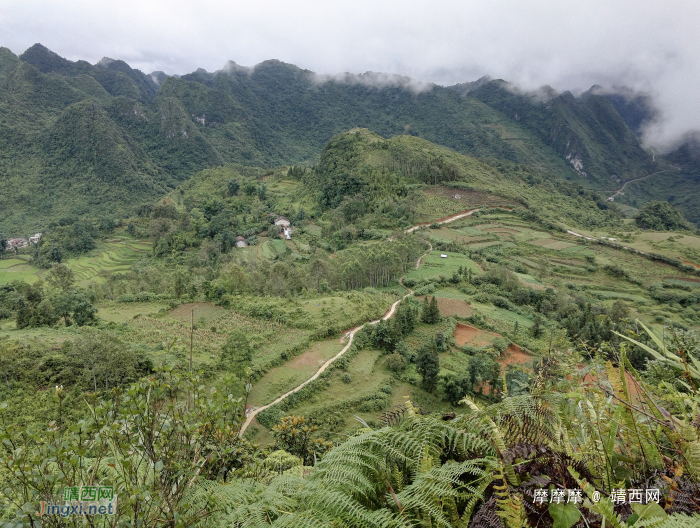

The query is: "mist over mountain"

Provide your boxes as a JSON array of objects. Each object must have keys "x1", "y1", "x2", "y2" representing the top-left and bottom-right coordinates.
[{"x1": 1, "y1": 43, "x2": 699, "y2": 232}]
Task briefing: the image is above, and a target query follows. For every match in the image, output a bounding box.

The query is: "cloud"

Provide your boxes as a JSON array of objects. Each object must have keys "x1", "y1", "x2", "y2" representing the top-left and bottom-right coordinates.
[
  {"x1": 1, "y1": 0, "x2": 699, "y2": 149},
  {"x1": 311, "y1": 71, "x2": 434, "y2": 94}
]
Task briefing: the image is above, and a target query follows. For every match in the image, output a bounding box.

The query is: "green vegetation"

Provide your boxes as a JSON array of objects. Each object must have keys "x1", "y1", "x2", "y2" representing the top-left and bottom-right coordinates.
[
  {"x1": 4, "y1": 42, "x2": 700, "y2": 236},
  {"x1": 3, "y1": 47, "x2": 700, "y2": 524},
  {"x1": 635, "y1": 200, "x2": 694, "y2": 231}
]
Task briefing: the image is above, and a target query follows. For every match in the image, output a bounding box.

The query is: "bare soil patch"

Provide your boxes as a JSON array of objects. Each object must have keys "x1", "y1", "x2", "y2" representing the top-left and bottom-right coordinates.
[
  {"x1": 288, "y1": 341, "x2": 335, "y2": 368},
  {"x1": 680, "y1": 258, "x2": 700, "y2": 269},
  {"x1": 169, "y1": 302, "x2": 225, "y2": 324},
  {"x1": 416, "y1": 297, "x2": 473, "y2": 317},
  {"x1": 501, "y1": 344, "x2": 531, "y2": 367},
  {"x1": 454, "y1": 323, "x2": 500, "y2": 347}
]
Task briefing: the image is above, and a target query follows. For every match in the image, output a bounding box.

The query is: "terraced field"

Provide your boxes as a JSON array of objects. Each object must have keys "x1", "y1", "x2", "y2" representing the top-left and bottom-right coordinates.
[
  {"x1": 66, "y1": 237, "x2": 153, "y2": 284},
  {"x1": 0, "y1": 237, "x2": 152, "y2": 286}
]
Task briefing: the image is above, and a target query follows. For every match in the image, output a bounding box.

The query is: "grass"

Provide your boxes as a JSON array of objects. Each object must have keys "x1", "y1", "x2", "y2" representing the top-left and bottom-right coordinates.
[
  {"x1": 0, "y1": 258, "x2": 25, "y2": 269},
  {"x1": 403, "y1": 251, "x2": 480, "y2": 282},
  {"x1": 0, "y1": 262, "x2": 42, "y2": 285},
  {"x1": 529, "y1": 238, "x2": 577, "y2": 250},
  {"x1": 248, "y1": 338, "x2": 347, "y2": 407}
]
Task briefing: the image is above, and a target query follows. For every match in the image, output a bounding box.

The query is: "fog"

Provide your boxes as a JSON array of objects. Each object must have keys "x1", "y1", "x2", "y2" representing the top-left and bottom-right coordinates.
[{"x1": 2, "y1": 0, "x2": 699, "y2": 150}]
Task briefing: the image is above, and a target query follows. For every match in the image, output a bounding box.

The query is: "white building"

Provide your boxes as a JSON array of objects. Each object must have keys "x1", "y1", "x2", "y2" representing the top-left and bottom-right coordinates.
[{"x1": 274, "y1": 216, "x2": 291, "y2": 228}]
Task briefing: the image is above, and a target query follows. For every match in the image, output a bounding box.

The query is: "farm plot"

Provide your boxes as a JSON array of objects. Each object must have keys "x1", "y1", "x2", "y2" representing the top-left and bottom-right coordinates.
[
  {"x1": 529, "y1": 238, "x2": 578, "y2": 250},
  {"x1": 248, "y1": 339, "x2": 348, "y2": 407},
  {"x1": 0, "y1": 260, "x2": 41, "y2": 285},
  {"x1": 416, "y1": 295, "x2": 472, "y2": 317},
  {"x1": 65, "y1": 237, "x2": 152, "y2": 284},
  {"x1": 663, "y1": 278, "x2": 700, "y2": 289},
  {"x1": 454, "y1": 323, "x2": 501, "y2": 347},
  {"x1": 403, "y1": 251, "x2": 480, "y2": 282},
  {"x1": 127, "y1": 306, "x2": 311, "y2": 369}
]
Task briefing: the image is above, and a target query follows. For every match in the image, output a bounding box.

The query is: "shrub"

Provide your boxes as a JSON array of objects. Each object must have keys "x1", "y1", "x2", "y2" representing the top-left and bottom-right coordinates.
[{"x1": 386, "y1": 353, "x2": 406, "y2": 372}]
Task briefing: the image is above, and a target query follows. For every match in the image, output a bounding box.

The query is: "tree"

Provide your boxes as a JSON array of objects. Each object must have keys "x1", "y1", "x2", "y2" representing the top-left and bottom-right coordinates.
[
  {"x1": 421, "y1": 296, "x2": 441, "y2": 324},
  {"x1": 467, "y1": 353, "x2": 501, "y2": 396},
  {"x1": 0, "y1": 236, "x2": 7, "y2": 259},
  {"x1": 394, "y1": 299, "x2": 419, "y2": 336},
  {"x1": 370, "y1": 319, "x2": 397, "y2": 352},
  {"x1": 72, "y1": 329, "x2": 137, "y2": 391},
  {"x1": 416, "y1": 342, "x2": 440, "y2": 392},
  {"x1": 531, "y1": 314, "x2": 545, "y2": 338},
  {"x1": 309, "y1": 258, "x2": 330, "y2": 292},
  {"x1": 220, "y1": 331, "x2": 253, "y2": 377},
  {"x1": 272, "y1": 415, "x2": 332, "y2": 466},
  {"x1": 227, "y1": 178, "x2": 240, "y2": 196},
  {"x1": 46, "y1": 263, "x2": 75, "y2": 292},
  {"x1": 308, "y1": 235, "x2": 319, "y2": 254},
  {"x1": 442, "y1": 373, "x2": 471, "y2": 404}
]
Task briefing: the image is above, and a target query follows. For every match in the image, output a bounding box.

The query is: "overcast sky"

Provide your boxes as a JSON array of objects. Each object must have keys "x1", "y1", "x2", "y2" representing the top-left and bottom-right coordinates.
[{"x1": 2, "y1": 0, "x2": 699, "y2": 150}]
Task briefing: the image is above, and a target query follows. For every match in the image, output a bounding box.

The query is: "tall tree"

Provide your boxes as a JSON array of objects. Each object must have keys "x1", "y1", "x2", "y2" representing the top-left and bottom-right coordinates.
[{"x1": 416, "y1": 342, "x2": 440, "y2": 393}]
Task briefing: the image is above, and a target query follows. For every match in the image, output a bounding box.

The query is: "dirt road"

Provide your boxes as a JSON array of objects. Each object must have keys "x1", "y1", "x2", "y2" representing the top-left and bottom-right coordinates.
[{"x1": 239, "y1": 208, "x2": 480, "y2": 436}]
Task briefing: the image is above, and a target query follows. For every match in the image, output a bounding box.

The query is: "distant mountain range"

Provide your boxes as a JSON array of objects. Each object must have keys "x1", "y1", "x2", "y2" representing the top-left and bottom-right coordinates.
[{"x1": 1, "y1": 43, "x2": 698, "y2": 233}]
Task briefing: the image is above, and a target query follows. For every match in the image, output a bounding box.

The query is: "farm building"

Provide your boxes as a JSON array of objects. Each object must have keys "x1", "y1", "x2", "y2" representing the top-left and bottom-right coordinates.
[{"x1": 8, "y1": 238, "x2": 27, "y2": 248}]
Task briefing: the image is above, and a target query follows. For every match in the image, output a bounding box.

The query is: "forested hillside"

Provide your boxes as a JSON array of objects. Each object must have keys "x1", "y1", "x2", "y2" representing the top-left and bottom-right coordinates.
[{"x1": 4, "y1": 43, "x2": 700, "y2": 234}]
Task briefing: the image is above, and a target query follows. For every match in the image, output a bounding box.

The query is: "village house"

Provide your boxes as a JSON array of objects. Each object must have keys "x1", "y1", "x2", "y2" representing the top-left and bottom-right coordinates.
[
  {"x1": 235, "y1": 235, "x2": 248, "y2": 248},
  {"x1": 274, "y1": 216, "x2": 293, "y2": 239},
  {"x1": 274, "y1": 216, "x2": 291, "y2": 228},
  {"x1": 29, "y1": 233, "x2": 42, "y2": 244},
  {"x1": 8, "y1": 238, "x2": 27, "y2": 248}
]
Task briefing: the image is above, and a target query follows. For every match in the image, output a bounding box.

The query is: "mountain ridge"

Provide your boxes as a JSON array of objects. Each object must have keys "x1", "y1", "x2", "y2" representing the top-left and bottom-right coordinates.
[{"x1": 1, "y1": 43, "x2": 699, "y2": 232}]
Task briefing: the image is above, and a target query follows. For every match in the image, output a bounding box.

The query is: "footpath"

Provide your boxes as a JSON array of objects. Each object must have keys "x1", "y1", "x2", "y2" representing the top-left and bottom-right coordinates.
[{"x1": 239, "y1": 208, "x2": 480, "y2": 435}]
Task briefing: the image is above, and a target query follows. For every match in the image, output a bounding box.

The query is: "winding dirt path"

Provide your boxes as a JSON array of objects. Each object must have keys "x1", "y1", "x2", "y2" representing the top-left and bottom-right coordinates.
[
  {"x1": 606, "y1": 168, "x2": 680, "y2": 201},
  {"x1": 239, "y1": 209, "x2": 480, "y2": 435}
]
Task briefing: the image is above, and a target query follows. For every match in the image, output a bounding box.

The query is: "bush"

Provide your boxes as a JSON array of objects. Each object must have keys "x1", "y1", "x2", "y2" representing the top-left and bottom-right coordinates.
[
  {"x1": 386, "y1": 353, "x2": 406, "y2": 372},
  {"x1": 473, "y1": 293, "x2": 490, "y2": 303},
  {"x1": 414, "y1": 284, "x2": 436, "y2": 295},
  {"x1": 491, "y1": 296, "x2": 513, "y2": 310}
]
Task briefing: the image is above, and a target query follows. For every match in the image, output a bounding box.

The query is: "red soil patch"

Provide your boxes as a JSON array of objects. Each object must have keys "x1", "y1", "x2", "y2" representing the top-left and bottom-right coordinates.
[
  {"x1": 500, "y1": 344, "x2": 531, "y2": 367},
  {"x1": 581, "y1": 368, "x2": 642, "y2": 402},
  {"x1": 479, "y1": 346, "x2": 533, "y2": 396},
  {"x1": 680, "y1": 258, "x2": 700, "y2": 269},
  {"x1": 416, "y1": 297, "x2": 473, "y2": 317},
  {"x1": 454, "y1": 323, "x2": 500, "y2": 347}
]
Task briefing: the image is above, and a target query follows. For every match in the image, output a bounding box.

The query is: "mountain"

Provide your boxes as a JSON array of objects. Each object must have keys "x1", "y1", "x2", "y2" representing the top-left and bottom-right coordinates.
[{"x1": 0, "y1": 43, "x2": 698, "y2": 233}]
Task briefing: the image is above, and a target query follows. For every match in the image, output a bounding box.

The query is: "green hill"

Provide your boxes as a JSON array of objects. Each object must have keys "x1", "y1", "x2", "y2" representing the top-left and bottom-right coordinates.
[{"x1": 2, "y1": 43, "x2": 699, "y2": 235}]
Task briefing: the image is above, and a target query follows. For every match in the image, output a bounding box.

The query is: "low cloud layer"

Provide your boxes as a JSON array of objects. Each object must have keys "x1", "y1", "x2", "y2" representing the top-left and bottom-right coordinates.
[{"x1": 2, "y1": 0, "x2": 699, "y2": 150}]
